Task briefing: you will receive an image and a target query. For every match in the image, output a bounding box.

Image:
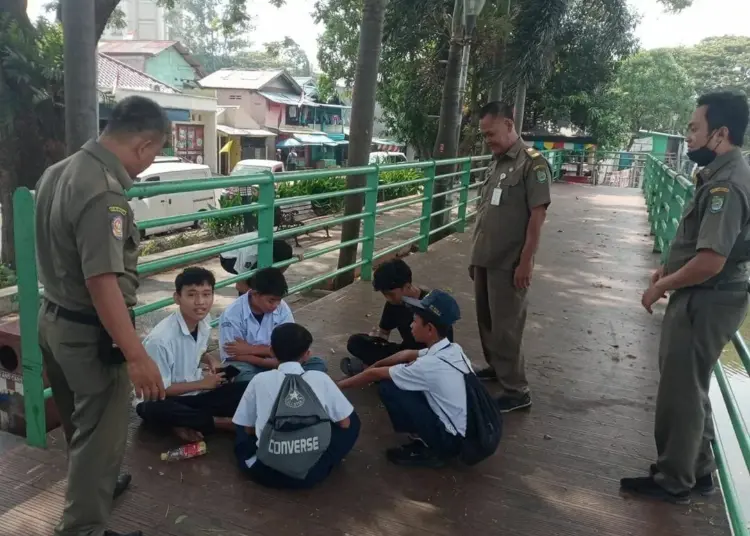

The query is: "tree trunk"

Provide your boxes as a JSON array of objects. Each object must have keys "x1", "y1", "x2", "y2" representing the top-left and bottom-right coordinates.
[
  {"x1": 430, "y1": 0, "x2": 464, "y2": 239},
  {"x1": 0, "y1": 165, "x2": 17, "y2": 268},
  {"x1": 63, "y1": 0, "x2": 99, "y2": 154},
  {"x1": 514, "y1": 81, "x2": 526, "y2": 134},
  {"x1": 459, "y1": 62, "x2": 482, "y2": 156},
  {"x1": 334, "y1": 0, "x2": 388, "y2": 288}
]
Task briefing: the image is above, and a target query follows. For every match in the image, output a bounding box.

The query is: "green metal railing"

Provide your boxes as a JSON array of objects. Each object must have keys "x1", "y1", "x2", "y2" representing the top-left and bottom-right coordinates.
[
  {"x1": 641, "y1": 154, "x2": 750, "y2": 536},
  {"x1": 13, "y1": 151, "x2": 563, "y2": 448}
]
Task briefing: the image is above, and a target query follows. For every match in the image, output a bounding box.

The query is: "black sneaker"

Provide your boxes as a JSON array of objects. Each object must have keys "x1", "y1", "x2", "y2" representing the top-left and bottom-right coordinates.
[
  {"x1": 339, "y1": 357, "x2": 366, "y2": 377},
  {"x1": 497, "y1": 393, "x2": 532, "y2": 413},
  {"x1": 476, "y1": 368, "x2": 499, "y2": 382},
  {"x1": 619, "y1": 475, "x2": 690, "y2": 504},
  {"x1": 386, "y1": 440, "x2": 447, "y2": 468},
  {"x1": 649, "y1": 464, "x2": 715, "y2": 495}
]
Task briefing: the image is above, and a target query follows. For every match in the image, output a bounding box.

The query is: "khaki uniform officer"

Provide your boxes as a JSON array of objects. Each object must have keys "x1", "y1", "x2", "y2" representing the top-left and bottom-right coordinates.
[
  {"x1": 622, "y1": 91, "x2": 750, "y2": 504},
  {"x1": 470, "y1": 102, "x2": 551, "y2": 413},
  {"x1": 36, "y1": 96, "x2": 167, "y2": 536}
]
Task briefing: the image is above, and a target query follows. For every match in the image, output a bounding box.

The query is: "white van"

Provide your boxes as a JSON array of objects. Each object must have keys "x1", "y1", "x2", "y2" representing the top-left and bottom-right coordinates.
[
  {"x1": 132, "y1": 161, "x2": 217, "y2": 238},
  {"x1": 231, "y1": 159, "x2": 285, "y2": 175},
  {"x1": 369, "y1": 151, "x2": 407, "y2": 165}
]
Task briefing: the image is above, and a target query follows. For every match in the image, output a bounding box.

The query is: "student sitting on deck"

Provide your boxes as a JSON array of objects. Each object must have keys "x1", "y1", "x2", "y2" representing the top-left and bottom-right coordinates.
[
  {"x1": 135, "y1": 267, "x2": 248, "y2": 442},
  {"x1": 219, "y1": 267, "x2": 328, "y2": 383},
  {"x1": 233, "y1": 323, "x2": 360, "y2": 489},
  {"x1": 338, "y1": 289, "x2": 470, "y2": 468},
  {"x1": 340, "y1": 258, "x2": 454, "y2": 377},
  {"x1": 219, "y1": 232, "x2": 295, "y2": 296}
]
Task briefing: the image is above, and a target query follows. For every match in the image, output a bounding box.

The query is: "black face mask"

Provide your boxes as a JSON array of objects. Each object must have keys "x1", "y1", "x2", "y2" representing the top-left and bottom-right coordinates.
[{"x1": 687, "y1": 131, "x2": 719, "y2": 167}]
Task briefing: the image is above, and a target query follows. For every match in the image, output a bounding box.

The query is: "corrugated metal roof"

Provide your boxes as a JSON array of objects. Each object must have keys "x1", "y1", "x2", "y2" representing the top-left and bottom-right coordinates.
[
  {"x1": 293, "y1": 133, "x2": 336, "y2": 145},
  {"x1": 99, "y1": 40, "x2": 177, "y2": 56},
  {"x1": 98, "y1": 40, "x2": 206, "y2": 77},
  {"x1": 198, "y1": 69, "x2": 301, "y2": 92},
  {"x1": 217, "y1": 125, "x2": 275, "y2": 137},
  {"x1": 98, "y1": 53, "x2": 179, "y2": 94},
  {"x1": 257, "y1": 91, "x2": 316, "y2": 107}
]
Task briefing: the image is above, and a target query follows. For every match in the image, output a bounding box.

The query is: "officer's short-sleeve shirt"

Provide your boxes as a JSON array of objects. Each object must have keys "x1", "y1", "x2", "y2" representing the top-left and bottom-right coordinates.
[
  {"x1": 665, "y1": 148, "x2": 750, "y2": 283},
  {"x1": 471, "y1": 139, "x2": 552, "y2": 269},
  {"x1": 232, "y1": 361, "x2": 354, "y2": 468},
  {"x1": 35, "y1": 140, "x2": 140, "y2": 311}
]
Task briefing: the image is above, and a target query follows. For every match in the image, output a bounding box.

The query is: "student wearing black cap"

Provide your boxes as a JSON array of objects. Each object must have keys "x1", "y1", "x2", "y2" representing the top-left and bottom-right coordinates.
[{"x1": 337, "y1": 289, "x2": 472, "y2": 467}]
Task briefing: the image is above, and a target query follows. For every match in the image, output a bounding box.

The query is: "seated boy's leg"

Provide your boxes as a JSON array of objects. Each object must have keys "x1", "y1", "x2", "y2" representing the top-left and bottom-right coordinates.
[
  {"x1": 183, "y1": 381, "x2": 249, "y2": 419},
  {"x1": 234, "y1": 424, "x2": 258, "y2": 472},
  {"x1": 136, "y1": 397, "x2": 215, "y2": 436},
  {"x1": 232, "y1": 362, "x2": 264, "y2": 383},
  {"x1": 377, "y1": 380, "x2": 460, "y2": 461},
  {"x1": 301, "y1": 411, "x2": 361, "y2": 487},
  {"x1": 347, "y1": 334, "x2": 403, "y2": 366},
  {"x1": 302, "y1": 356, "x2": 328, "y2": 373}
]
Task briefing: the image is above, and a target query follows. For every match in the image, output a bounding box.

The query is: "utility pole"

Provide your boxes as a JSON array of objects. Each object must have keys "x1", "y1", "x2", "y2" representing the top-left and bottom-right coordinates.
[{"x1": 62, "y1": 0, "x2": 98, "y2": 154}]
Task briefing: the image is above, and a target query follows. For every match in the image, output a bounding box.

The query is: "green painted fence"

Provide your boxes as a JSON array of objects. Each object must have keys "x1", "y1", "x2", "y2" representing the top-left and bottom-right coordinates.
[
  {"x1": 13, "y1": 151, "x2": 563, "y2": 449},
  {"x1": 641, "y1": 154, "x2": 750, "y2": 536}
]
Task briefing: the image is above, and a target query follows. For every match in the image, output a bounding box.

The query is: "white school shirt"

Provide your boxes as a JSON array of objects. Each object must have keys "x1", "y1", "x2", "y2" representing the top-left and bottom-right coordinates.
[
  {"x1": 389, "y1": 338, "x2": 472, "y2": 436},
  {"x1": 232, "y1": 361, "x2": 354, "y2": 468},
  {"x1": 219, "y1": 232, "x2": 259, "y2": 274},
  {"x1": 217, "y1": 294, "x2": 294, "y2": 363},
  {"x1": 133, "y1": 311, "x2": 212, "y2": 406}
]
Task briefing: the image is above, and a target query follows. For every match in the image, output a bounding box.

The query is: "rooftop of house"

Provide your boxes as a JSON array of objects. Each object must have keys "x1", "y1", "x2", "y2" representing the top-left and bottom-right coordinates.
[
  {"x1": 98, "y1": 40, "x2": 205, "y2": 76},
  {"x1": 97, "y1": 53, "x2": 179, "y2": 94},
  {"x1": 198, "y1": 69, "x2": 302, "y2": 93}
]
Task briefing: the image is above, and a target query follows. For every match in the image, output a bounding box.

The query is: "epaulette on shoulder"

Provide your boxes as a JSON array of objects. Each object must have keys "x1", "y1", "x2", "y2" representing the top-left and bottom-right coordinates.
[{"x1": 524, "y1": 147, "x2": 543, "y2": 159}]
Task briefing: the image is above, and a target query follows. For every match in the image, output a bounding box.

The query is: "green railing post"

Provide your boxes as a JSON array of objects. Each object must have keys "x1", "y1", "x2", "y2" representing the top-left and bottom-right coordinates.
[
  {"x1": 14, "y1": 188, "x2": 46, "y2": 448},
  {"x1": 359, "y1": 165, "x2": 380, "y2": 281},
  {"x1": 456, "y1": 160, "x2": 471, "y2": 233},
  {"x1": 256, "y1": 173, "x2": 275, "y2": 268},
  {"x1": 419, "y1": 161, "x2": 437, "y2": 252}
]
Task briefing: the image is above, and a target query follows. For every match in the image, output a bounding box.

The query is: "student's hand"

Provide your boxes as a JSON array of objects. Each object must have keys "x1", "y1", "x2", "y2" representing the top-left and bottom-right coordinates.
[
  {"x1": 202, "y1": 353, "x2": 220, "y2": 373},
  {"x1": 201, "y1": 372, "x2": 226, "y2": 390},
  {"x1": 223, "y1": 338, "x2": 253, "y2": 357}
]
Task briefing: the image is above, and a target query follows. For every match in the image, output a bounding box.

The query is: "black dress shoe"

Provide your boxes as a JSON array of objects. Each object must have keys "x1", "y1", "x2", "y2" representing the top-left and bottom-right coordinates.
[{"x1": 113, "y1": 473, "x2": 132, "y2": 500}]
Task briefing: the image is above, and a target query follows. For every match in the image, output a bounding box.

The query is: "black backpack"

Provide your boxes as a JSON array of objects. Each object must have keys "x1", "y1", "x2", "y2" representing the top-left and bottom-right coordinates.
[{"x1": 438, "y1": 355, "x2": 503, "y2": 466}]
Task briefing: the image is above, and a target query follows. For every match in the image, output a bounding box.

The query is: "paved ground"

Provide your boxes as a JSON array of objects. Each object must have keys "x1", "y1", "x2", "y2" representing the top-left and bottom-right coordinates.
[{"x1": 0, "y1": 183, "x2": 731, "y2": 535}]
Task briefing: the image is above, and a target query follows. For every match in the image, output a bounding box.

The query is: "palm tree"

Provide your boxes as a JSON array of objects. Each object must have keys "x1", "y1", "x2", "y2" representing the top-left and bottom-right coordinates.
[
  {"x1": 504, "y1": 0, "x2": 568, "y2": 132},
  {"x1": 335, "y1": 0, "x2": 389, "y2": 287}
]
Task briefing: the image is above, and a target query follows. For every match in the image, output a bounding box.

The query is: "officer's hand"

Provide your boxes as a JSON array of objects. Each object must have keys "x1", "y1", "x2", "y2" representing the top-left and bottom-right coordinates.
[
  {"x1": 129, "y1": 358, "x2": 166, "y2": 401},
  {"x1": 641, "y1": 283, "x2": 668, "y2": 314},
  {"x1": 650, "y1": 266, "x2": 665, "y2": 286},
  {"x1": 201, "y1": 372, "x2": 226, "y2": 390},
  {"x1": 514, "y1": 260, "x2": 533, "y2": 289},
  {"x1": 468, "y1": 265, "x2": 475, "y2": 281}
]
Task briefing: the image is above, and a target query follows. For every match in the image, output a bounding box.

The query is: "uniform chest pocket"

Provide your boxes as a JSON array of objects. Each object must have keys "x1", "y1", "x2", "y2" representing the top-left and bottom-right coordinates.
[{"x1": 496, "y1": 172, "x2": 524, "y2": 206}]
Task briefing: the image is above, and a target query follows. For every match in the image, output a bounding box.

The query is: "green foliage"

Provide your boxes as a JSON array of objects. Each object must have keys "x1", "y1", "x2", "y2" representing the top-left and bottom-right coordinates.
[
  {"x1": 378, "y1": 169, "x2": 423, "y2": 201},
  {"x1": 667, "y1": 36, "x2": 750, "y2": 100},
  {"x1": 204, "y1": 192, "x2": 244, "y2": 237},
  {"x1": 612, "y1": 49, "x2": 695, "y2": 136},
  {"x1": 277, "y1": 177, "x2": 348, "y2": 214},
  {"x1": 0, "y1": 264, "x2": 17, "y2": 289}
]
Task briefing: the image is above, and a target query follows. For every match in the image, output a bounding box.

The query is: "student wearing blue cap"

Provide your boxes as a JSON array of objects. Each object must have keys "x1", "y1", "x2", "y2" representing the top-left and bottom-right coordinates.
[{"x1": 338, "y1": 289, "x2": 472, "y2": 467}]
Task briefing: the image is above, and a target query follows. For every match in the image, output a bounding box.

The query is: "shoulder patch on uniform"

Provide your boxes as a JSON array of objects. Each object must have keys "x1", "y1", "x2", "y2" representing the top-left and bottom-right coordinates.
[
  {"x1": 535, "y1": 166, "x2": 550, "y2": 184},
  {"x1": 108, "y1": 205, "x2": 128, "y2": 216},
  {"x1": 709, "y1": 186, "x2": 730, "y2": 194},
  {"x1": 524, "y1": 147, "x2": 543, "y2": 159},
  {"x1": 110, "y1": 214, "x2": 124, "y2": 240},
  {"x1": 709, "y1": 193, "x2": 726, "y2": 213}
]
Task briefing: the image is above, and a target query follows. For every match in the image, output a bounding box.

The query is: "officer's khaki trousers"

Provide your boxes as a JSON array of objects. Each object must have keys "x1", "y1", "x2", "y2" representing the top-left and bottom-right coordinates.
[
  {"x1": 38, "y1": 307, "x2": 130, "y2": 536},
  {"x1": 653, "y1": 288, "x2": 748, "y2": 494},
  {"x1": 473, "y1": 266, "x2": 529, "y2": 398}
]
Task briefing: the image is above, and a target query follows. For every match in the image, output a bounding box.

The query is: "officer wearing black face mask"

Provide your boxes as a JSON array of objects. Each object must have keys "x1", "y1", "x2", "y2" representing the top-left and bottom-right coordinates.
[{"x1": 620, "y1": 91, "x2": 750, "y2": 504}]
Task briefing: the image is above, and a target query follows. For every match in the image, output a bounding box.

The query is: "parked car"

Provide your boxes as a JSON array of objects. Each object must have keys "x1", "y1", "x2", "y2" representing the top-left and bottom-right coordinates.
[
  {"x1": 132, "y1": 160, "x2": 217, "y2": 238},
  {"x1": 369, "y1": 151, "x2": 408, "y2": 165},
  {"x1": 222, "y1": 159, "x2": 286, "y2": 199}
]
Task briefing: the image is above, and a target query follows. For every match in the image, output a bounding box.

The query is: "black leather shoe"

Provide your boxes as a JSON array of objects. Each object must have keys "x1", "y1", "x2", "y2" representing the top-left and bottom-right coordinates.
[
  {"x1": 104, "y1": 531, "x2": 144, "y2": 536},
  {"x1": 113, "y1": 473, "x2": 132, "y2": 500}
]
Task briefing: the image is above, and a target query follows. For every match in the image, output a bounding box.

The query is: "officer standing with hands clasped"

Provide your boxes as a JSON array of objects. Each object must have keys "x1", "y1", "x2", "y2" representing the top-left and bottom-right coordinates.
[
  {"x1": 36, "y1": 96, "x2": 168, "y2": 536},
  {"x1": 469, "y1": 101, "x2": 552, "y2": 413},
  {"x1": 621, "y1": 92, "x2": 750, "y2": 504}
]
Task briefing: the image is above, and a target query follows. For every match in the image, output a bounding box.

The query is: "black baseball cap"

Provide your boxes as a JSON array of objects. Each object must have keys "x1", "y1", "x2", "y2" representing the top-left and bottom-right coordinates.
[{"x1": 403, "y1": 289, "x2": 461, "y2": 327}]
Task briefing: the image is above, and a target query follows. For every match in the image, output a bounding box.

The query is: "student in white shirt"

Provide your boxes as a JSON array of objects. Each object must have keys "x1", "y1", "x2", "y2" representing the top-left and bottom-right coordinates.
[
  {"x1": 135, "y1": 267, "x2": 248, "y2": 442},
  {"x1": 338, "y1": 289, "x2": 469, "y2": 468},
  {"x1": 219, "y1": 234, "x2": 295, "y2": 296},
  {"x1": 219, "y1": 267, "x2": 328, "y2": 383},
  {"x1": 233, "y1": 323, "x2": 360, "y2": 489}
]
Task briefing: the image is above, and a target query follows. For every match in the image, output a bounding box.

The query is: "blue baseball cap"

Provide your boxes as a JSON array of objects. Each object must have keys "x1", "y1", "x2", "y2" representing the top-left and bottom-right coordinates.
[{"x1": 403, "y1": 289, "x2": 461, "y2": 327}]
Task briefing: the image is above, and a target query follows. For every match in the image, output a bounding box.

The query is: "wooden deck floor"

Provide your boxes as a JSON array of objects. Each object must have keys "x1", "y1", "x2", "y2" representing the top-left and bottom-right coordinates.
[{"x1": 0, "y1": 184, "x2": 731, "y2": 536}]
